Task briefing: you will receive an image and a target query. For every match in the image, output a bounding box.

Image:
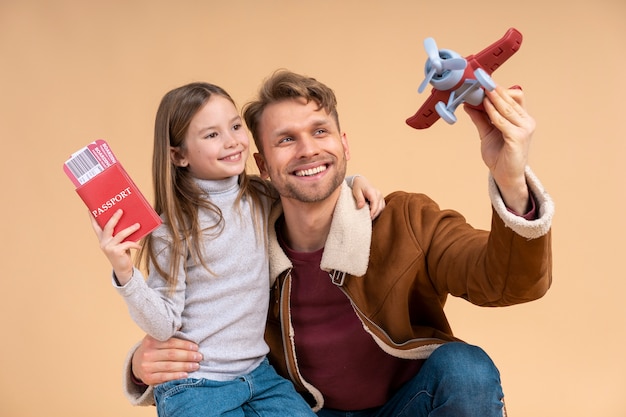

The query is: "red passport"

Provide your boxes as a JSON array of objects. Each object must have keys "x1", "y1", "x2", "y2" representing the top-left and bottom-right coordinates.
[{"x1": 63, "y1": 139, "x2": 161, "y2": 242}]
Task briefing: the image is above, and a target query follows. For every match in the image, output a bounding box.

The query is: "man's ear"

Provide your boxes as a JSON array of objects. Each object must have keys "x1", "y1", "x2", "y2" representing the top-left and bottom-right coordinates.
[
  {"x1": 170, "y1": 146, "x2": 188, "y2": 167},
  {"x1": 254, "y1": 152, "x2": 269, "y2": 179},
  {"x1": 341, "y1": 132, "x2": 351, "y2": 162}
]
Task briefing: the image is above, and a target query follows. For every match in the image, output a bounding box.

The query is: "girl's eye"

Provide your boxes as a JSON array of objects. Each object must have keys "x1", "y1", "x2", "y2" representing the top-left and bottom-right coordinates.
[
  {"x1": 205, "y1": 132, "x2": 218, "y2": 139},
  {"x1": 233, "y1": 123, "x2": 242, "y2": 131}
]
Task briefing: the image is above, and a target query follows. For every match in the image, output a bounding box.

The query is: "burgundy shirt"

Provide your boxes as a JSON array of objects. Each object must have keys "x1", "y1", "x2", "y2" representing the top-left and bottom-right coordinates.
[
  {"x1": 276, "y1": 195, "x2": 537, "y2": 410},
  {"x1": 279, "y1": 230, "x2": 423, "y2": 410}
]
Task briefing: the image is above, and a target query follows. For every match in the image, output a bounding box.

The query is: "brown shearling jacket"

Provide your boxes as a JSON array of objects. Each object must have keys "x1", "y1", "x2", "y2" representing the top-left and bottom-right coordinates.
[{"x1": 264, "y1": 167, "x2": 553, "y2": 410}]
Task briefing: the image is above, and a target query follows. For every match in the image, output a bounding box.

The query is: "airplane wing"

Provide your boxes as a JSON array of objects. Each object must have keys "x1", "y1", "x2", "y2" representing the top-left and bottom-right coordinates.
[
  {"x1": 469, "y1": 28, "x2": 523, "y2": 75},
  {"x1": 406, "y1": 89, "x2": 448, "y2": 129}
]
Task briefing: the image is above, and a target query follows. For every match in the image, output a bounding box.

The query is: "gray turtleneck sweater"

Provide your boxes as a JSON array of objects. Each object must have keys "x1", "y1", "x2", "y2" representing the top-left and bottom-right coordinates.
[{"x1": 115, "y1": 176, "x2": 271, "y2": 381}]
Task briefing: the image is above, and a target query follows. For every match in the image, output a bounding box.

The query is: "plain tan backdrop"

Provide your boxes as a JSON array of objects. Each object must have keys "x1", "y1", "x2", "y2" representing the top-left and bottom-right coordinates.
[{"x1": 1, "y1": 0, "x2": 624, "y2": 416}]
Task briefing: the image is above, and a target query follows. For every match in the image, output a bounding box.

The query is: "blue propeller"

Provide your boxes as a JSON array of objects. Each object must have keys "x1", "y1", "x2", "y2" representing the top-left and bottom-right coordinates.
[{"x1": 418, "y1": 37, "x2": 467, "y2": 93}]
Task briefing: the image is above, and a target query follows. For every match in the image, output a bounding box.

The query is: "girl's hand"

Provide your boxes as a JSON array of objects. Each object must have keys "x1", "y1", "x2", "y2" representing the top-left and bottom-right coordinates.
[
  {"x1": 351, "y1": 176, "x2": 386, "y2": 220},
  {"x1": 90, "y1": 209, "x2": 142, "y2": 285}
]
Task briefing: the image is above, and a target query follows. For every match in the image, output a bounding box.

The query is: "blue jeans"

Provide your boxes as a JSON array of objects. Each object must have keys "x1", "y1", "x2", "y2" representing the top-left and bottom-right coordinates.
[
  {"x1": 317, "y1": 343, "x2": 505, "y2": 417},
  {"x1": 153, "y1": 358, "x2": 316, "y2": 417}
]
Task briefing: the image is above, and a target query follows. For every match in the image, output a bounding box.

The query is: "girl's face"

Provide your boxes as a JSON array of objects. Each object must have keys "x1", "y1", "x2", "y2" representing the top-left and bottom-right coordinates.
[{"x1": 172, "y1": 95, "x2": 250, "y2": 180}]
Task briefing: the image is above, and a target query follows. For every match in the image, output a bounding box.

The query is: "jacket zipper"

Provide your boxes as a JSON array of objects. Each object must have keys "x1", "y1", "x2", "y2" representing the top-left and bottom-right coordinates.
[
  {"x1": 279, "y1": 268, "x2": 302, "y2": 386},
  {"x1": 334, "y1": 272, "x2": 446, "y2": 349}
]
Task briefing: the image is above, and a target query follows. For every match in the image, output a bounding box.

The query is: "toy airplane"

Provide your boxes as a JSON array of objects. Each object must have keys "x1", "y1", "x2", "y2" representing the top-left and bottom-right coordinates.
[{"x1": 406, "y1": 27, "x2": 523, "y2": 129}]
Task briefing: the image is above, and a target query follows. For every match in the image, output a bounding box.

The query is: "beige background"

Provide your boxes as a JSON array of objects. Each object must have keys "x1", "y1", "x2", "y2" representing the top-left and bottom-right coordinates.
[{"x1": 1, "y1": 0, "x2": 624, "y2": 416}]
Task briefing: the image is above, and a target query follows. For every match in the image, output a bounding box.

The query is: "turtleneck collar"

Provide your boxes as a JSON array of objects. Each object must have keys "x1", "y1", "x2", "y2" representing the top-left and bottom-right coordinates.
[{"x1": 193, "y1": 175, "x2": 239, "y2": 195}]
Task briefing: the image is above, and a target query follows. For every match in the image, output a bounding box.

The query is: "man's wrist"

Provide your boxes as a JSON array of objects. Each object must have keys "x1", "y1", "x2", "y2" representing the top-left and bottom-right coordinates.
[
  {"x1": 506, "y1": 189, "x2": 537, "y2": 220},
  {"x1": 130, "y1": 366, "x2": 148, "y2": 388}
]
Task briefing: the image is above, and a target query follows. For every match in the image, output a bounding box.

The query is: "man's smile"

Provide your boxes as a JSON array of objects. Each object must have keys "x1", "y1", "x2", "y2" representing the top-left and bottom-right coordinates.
[{"x1": 294, "y1": 164, "x2": 328, "y2": 177}]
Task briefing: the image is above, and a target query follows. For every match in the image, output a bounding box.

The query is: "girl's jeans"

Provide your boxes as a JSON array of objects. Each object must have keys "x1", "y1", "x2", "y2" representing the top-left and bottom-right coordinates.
[
  {"x1": 316, "y1": 342, "x2": 505, "y2": 417},
  {"x1": 154, "y1": 358, "x2": 316, "y2": 417}
]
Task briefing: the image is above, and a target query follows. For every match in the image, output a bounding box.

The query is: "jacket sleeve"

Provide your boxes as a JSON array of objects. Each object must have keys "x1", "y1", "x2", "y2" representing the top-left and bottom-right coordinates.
[
  {"x1": 489, "y1": 166, "x2": 554, "y2": 240},
  {"x1": 415, "y1": 167, "x2": 553, "y2": 306},
  {"x1": 121, "y1": 341, "x2": 156, "y2": 406}
]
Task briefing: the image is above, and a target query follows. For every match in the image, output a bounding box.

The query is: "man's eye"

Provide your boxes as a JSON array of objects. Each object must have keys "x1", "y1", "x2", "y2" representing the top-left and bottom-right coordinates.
[
  {"x1": 314, "y1": 129, "x2": 327, "y2": 136},
  {"x1": 278, "y1": 137, "x2": 293, "y2": 144}
]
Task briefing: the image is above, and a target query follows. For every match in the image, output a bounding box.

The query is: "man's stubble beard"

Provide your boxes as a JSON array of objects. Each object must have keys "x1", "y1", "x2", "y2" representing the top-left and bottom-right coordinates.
[{"x1": 275, "y1": 158, "x2": 347, "y2": 203}]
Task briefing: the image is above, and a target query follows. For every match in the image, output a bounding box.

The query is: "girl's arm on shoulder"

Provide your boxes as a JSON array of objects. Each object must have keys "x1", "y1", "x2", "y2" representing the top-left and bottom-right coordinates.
[{"x1": 347, "y1": 175, "x2": 385, "y2": 220}]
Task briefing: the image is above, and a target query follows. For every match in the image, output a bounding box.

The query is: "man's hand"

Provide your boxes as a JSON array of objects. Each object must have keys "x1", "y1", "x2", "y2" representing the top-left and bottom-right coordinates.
[
  {"x1": 464, "y1": 85, "x2": 534, "y2": 214},
  {"x1": 132, "y1": 335, "x2": 202, "y2": 386}
]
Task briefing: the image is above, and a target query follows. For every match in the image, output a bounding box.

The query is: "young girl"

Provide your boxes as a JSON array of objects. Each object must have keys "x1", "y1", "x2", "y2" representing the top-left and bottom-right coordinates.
[{"x1": 91, "y1": 82, "x2": 384, "y2": 417}]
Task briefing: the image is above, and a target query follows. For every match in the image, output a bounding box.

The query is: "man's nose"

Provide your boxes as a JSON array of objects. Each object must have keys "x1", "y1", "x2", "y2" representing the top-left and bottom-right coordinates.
[{"x1": 296, "y1": 136, "x2": 319, "y2": 157}]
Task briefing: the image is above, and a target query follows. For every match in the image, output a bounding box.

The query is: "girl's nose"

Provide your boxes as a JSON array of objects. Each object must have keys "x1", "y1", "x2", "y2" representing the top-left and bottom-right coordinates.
[{"x1": 223, "y1": 132, "x2": 238, "y2": 148}]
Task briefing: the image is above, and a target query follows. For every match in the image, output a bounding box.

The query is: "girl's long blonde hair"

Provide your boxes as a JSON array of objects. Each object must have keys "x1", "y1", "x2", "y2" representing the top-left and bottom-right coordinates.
[{"x1": 137, "y1": 82, "x2": 273, "y2": 291}]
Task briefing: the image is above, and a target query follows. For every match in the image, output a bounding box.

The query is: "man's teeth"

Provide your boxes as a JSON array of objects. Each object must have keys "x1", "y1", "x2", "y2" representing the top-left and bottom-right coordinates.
[{"x1": 295, "y1": 165, "x2": 327, "y2": 177}]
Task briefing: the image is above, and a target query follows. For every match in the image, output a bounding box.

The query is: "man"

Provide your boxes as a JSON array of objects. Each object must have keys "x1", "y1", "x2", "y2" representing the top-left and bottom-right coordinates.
[{"x1": 125, "y1": 70, "x2": 553, "y2": 416}]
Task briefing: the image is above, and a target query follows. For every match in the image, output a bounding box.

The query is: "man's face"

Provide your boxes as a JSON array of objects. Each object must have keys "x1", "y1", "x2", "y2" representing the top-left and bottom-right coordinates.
[{"x1": 254, "y1": 98, "x2": 350, "y2": 204}]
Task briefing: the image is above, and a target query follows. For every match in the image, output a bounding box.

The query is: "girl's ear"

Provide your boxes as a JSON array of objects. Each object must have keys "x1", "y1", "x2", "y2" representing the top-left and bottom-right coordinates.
[
  {"x1": 170, "y1": 146, "x2": 188, "y2": 167},
  {"x1": 253, "y1": 152, "x2": 269, "y2": 179}
]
